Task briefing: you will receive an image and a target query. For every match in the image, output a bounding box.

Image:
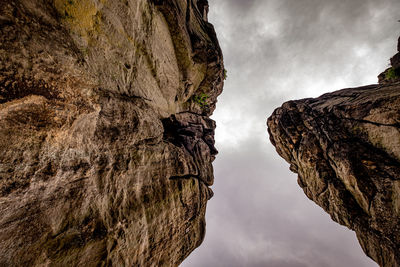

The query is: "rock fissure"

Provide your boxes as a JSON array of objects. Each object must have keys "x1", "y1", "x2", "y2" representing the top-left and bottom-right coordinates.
[{"x1": 169, "y1": 174, "x2": 199, "y2": 180}]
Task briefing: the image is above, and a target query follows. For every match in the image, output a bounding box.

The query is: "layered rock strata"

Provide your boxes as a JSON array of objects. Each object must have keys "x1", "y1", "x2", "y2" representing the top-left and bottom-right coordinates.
[
  {"x1": 268, "y1": 39, "x2": 400, "y2": 267},
  {"x1": 0, "y1": 0, "x2": 223, "y2": 265}
]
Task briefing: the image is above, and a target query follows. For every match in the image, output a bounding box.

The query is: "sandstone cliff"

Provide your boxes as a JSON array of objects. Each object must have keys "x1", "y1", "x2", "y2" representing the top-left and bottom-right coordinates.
[
  {"x1": 268, "y1": 39, "x2": 400, "y2": 267},
  {"x1": 0, "y1": 0, "x2": 223, "y2": 265}
]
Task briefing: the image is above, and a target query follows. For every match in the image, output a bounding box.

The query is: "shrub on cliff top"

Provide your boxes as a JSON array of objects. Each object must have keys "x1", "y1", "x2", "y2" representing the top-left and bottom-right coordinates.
[{"x1": 386, "y1": 67, "x2": 399, "y2": 80}]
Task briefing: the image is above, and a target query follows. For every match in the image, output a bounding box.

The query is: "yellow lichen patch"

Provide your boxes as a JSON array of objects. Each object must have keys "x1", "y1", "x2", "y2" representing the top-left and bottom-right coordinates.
[{"x1": 54, "y1": 0, "x2": 103, "y2": 43}]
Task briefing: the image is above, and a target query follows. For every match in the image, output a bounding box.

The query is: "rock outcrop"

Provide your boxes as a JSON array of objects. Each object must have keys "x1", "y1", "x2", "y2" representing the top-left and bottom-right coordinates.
[
  {"x1": 268, "y1": 39, "x2": 400, "y2": 267},
  {"x1": 378, "y1": 36, "x2": 400, "y2": 85},
  {"x1": 0, "y1": 0, "x2": 223, "y2": 265}
]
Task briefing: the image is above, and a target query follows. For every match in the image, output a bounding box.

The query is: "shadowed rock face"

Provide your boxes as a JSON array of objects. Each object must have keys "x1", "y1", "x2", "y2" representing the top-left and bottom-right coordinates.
[
  {"x1": 268, "y1": 39, "x2": 400, "y2": 267},
  {"x1": 0, "y1": 0, "x2": 223, "y2": 265}
]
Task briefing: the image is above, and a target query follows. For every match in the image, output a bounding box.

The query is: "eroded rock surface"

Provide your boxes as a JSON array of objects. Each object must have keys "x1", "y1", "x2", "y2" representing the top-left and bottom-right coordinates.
[
  {"x1": 0, "y1": 0, "x2": 223, "y2": 265},
  {"x1": 268, "y1": 39, "x2": 400, "y2": 267}
]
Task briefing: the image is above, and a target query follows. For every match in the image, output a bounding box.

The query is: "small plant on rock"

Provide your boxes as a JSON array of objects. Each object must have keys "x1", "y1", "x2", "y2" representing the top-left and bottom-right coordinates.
[
  {"x1": 386, "y1": 67, "x2": 399, "y2": 80},
  {"x1": 193, "y1": 92, "x2": 209, "y2": 108}
]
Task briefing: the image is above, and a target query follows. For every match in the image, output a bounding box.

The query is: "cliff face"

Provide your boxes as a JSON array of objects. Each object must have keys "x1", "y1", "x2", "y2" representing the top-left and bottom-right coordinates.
[
  {"x1": 0, "y1": 0, "x2": 223, "y2": 266},
  {"x1": 268, "y1": 39, "x2": 400, "y2": 267}
]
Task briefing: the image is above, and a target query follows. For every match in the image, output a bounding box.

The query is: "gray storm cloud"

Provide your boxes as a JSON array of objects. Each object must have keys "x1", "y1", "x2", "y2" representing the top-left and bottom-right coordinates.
[{"x1": 181, "y1": 0, "x2": 400, "y2": 266}]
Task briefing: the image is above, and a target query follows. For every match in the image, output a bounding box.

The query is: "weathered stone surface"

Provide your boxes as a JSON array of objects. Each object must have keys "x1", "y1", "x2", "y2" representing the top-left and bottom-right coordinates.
[
  {"x1": 0, "y1": 0, "x2": 223, "y2": 265},
  {"x1": 268, "y1": 39, "x2": 400, "y2": 267}
]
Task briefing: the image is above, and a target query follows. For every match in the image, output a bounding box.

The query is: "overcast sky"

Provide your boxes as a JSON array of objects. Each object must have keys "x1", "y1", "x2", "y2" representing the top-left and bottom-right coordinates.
[{"x1": 182, "y1": 0, "x2": 400, "y2": 266}]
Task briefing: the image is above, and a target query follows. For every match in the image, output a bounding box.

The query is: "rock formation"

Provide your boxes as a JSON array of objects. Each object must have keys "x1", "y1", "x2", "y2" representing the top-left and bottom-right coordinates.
[
  {"x1": 0, "y1": 0, "x2": 223, "y2": 265},
  {"x1": 268, "y1": 38, "x2": 400, "y2": 267}
]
